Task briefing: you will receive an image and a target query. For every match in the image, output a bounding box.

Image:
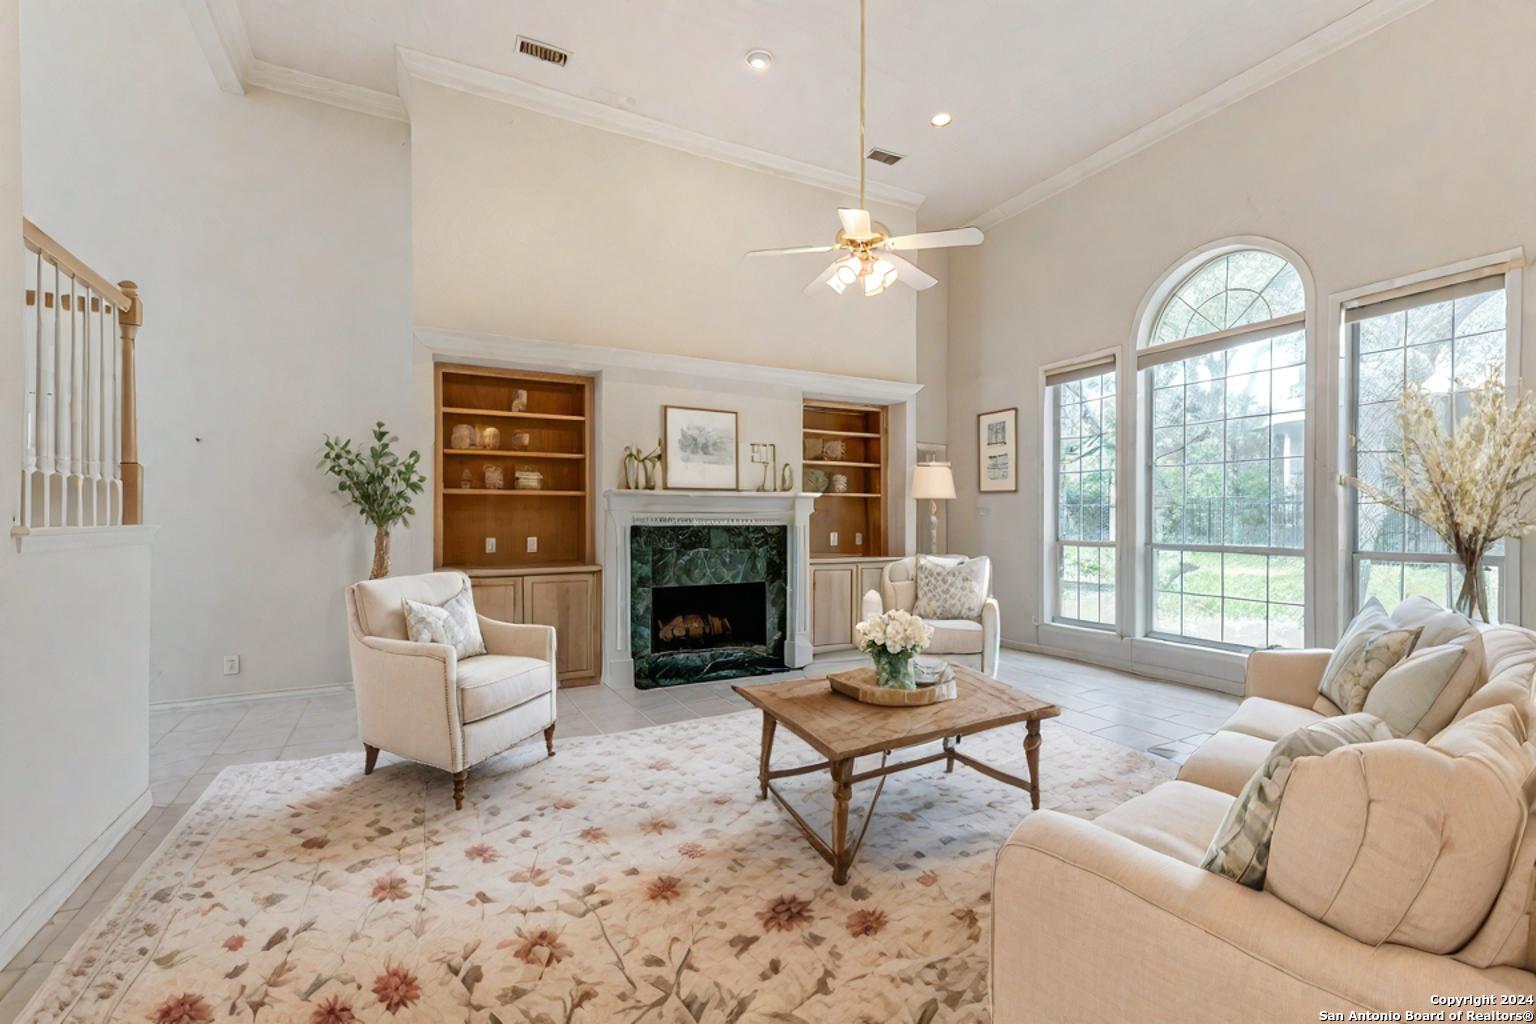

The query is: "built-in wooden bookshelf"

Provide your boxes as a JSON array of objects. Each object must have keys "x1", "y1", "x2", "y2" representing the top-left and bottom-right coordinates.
[
  {"x1": 804, "y1": 401, "x2": 888, "y2": 558},
  {"x1": 434, "y1": 364, "x2": 602, "y2": 686}
]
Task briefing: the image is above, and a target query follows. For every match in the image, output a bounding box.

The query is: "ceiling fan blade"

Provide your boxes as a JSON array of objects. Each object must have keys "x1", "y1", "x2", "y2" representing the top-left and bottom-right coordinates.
[
  {"x1": 883, "y1": 253, "x2": 939, "y2": 290},
  {"x1": 746, "y1": 244, "x2": 838, "y2": 257},
  {"x1": 837, "y1": 207, "x2": 874, "y2": 239},
  {"x1": 803, "y1": 261, "x2": 841, "y2": 295},
  {"x1": 878, "y1": 226, "x2": 985, "y2": 251}
]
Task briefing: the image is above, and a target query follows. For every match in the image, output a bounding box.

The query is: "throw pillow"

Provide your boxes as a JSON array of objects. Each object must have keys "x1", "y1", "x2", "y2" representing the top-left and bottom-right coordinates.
[
  {"x1": 403, "y1": 584, "x2": 486, "y2": 660},
  {"x1": 1200, "y1": 713, "x2": 1394, "y2": 889},
  {"x1": 1266, "y1": 704, "x2": 1533, "y2": 954},
  {"x1": 1317, "y1": 596, "x2": 1422, "y2": 713},
  {"x1": 913, "y1": 556, "x2": 987, "y2": 619},
  {"x1": 1363, "y1": 634, "x2": 1485, "y2": 740}
]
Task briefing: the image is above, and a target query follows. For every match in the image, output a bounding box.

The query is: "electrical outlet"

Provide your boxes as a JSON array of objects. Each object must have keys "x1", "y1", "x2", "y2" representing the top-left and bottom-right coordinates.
[
  {"x1": 222, "y1": 655, "x2": 240, "y2": 676},
  {"x1": 485, "y1": 537, "x2": 496, "y2": 554},
  {"x1": 855, "y1": 532, "x2": 863, "y2": 546},
  {"x1": 829, "y1": 531, "x2": 839, "y2": 547},
  {"x1": 526, "y1": 536, "x2": 538, "y2": 553}
]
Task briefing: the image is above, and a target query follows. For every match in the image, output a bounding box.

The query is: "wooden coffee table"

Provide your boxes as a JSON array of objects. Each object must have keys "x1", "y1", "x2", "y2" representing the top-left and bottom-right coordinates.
[{"x1": 733, "y1": 664, "x2": 1059, "y2": 884}]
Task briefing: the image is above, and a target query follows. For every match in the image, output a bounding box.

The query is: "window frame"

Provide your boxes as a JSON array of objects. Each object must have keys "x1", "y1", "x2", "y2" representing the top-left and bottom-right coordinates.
[
  {"x1": 1338, "y1": 258, "x2": 1525, "y2": 625},
  {"x1": 1048, "y1": 365, "x2": 1118, "y2": 631},
  {"x1": 1136, "y1": 246, "x2": 1311, "y2": 653}
]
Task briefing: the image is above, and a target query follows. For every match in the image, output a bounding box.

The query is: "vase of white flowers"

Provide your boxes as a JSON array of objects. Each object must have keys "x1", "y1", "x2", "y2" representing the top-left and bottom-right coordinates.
[
  {"x1": 1343, "y1": 375, "x2": 1536, "y2": 621},
  {"x1": 854, "y1": 609, "x2": 935, "y2": 690}
]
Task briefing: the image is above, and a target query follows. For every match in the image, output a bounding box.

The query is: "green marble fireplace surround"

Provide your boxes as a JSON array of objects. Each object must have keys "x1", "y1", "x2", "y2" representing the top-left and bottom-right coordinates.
[{"x1": 630, "y1": 524, "x2": 788, "y2": 687}]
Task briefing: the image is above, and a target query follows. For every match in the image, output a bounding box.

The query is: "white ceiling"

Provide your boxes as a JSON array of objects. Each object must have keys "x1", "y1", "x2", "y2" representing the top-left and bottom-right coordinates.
[{"x1": 230, "y1": 0, "x2": 1402, "y2": 225}]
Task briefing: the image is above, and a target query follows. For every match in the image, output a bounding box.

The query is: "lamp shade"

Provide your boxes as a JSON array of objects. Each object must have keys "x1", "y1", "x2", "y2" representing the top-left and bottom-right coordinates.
[{"x1": 912, "y1": 462, "x2": 956, "y2": 500}]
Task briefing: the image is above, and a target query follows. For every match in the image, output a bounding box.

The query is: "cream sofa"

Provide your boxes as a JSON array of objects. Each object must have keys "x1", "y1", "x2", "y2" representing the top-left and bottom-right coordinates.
[
  {"x1": 861, "y1": 555, "x2": 1001, "y2": 677},
  {"x1": 993, "y1": 602, "x2": 1536, "y2": 1021},
  {"x1": 345, "y1": 571, "x2": 558, "y2": 809}
]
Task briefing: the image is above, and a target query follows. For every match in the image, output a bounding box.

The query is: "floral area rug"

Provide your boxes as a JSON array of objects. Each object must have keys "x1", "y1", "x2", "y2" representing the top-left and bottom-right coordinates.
[{"x1": 21, "y1": 708, "x2": 1171, "y2": 1024}]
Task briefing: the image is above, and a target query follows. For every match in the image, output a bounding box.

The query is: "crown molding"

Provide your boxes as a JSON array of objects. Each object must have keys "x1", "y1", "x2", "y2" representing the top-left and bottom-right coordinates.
[
  {"x1": 246, "y1": 59, "x2": 408, "y2": 122},
  {"x1": 180, "y1": 0, "x2": 250, "y2": 96},
  {"x1": 973, "y1": 0, "x2": 1440, "y2": 230},
  {"x1": 395, "y1": 47, "x2": 926, "y2": 211},
  {"x1": 414, "y1": 326, "x2": 925, "y2": 403}
]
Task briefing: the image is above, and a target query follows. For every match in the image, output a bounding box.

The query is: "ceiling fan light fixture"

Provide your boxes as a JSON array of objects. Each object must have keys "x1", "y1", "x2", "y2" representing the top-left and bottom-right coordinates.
[
  {"x1": 834, "y1": 259, "x2": 860, "y2": 286},
  {"x1": 929, "y1": 112, "x2": 953, "y2": 127},
  {"x1": 745, "y1": 49, "x2": 773, "y2": 71}
]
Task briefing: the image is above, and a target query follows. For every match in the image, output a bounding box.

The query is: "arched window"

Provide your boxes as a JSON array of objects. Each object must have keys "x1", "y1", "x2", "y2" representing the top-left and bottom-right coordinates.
[{"x1": 1139, "y1": 247, "x2": 1307, "y2": 649}]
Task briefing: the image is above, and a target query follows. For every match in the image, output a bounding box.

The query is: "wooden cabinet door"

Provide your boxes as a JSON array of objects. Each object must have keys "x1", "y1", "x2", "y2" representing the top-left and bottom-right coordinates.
[
  {"x1": 471, "y1": 579, "x2": 523, "y2": 624},
  {"x1": 811, "y1": 567, "x2": 855, "y2": 649},
  {"x1": 523, "y1": 572, "x2": 598, "y2": 683}
]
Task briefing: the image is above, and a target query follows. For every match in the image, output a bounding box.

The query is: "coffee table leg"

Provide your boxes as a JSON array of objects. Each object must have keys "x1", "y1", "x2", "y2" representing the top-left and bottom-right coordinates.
[
  {"x1": 831, "y1": 758, "x2": 853, "y2": 885},
  {"x1": 944, "y1": 735, "x2": 958, "y2": 773},
  {"x1": 1025, "y1": 719, "x2": 1042, "y2": 810},
  {"x1": 758, "y1": 713, "x2": 777, "y2": 800}
]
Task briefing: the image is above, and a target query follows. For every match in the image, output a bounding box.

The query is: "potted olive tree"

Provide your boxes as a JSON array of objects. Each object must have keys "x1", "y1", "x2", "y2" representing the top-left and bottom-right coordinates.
[{"x1": 320, "y1": 422, "x2": 426, "y2": 579}]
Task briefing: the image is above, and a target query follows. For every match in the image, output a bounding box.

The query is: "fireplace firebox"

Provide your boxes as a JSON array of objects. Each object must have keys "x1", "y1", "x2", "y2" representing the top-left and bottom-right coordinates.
[{"x1": 652, "y1": 582, "x2": 768, "y2": 652}]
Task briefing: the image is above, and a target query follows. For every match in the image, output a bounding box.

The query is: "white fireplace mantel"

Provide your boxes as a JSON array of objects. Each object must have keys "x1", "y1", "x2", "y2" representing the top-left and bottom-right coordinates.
[{"x1": 603, "y1": 489, "x2": 816, "y2": 688}]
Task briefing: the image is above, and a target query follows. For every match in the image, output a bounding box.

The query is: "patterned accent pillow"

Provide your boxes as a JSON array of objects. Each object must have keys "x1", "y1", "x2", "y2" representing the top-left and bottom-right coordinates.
[
  {"x1": 913, "y1": 557, "x2": 987, "y2": 619},
  {"x1": 1317, "y1": 597, "x2": 1422, "y2": 713},
  {"x1": 1201, "y1": 713, "x2": 1395, "y2": 888},
  {"x1": 402, "y1": 584, "x2": 486, "y2": 660}
]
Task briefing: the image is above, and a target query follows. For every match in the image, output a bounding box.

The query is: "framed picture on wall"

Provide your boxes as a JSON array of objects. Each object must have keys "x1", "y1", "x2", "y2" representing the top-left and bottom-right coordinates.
[
  {"x1": 977, "y1": 407, "x2": 1018, "y2": 493},
  {"x1": 663, "y1": 405, "x2": 740, "y2": 490}
]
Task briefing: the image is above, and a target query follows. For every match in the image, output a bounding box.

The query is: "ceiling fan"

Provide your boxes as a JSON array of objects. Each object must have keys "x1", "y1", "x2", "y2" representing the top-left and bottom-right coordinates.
[{"x1": 746, "y1": 0, "x2": 983, "y2": 297}]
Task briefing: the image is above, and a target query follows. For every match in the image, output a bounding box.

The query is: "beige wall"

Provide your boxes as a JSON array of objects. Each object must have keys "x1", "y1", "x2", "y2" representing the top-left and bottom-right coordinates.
[
  {"x1": 20, "y1": 0, "x2": 414, "y2": 703},
  {"x1": 945, "y1": 0, "x2": 1536, "y2": 654},
  {"x1": 408, "y1": 81, "x2": 919, "y2": 382}
]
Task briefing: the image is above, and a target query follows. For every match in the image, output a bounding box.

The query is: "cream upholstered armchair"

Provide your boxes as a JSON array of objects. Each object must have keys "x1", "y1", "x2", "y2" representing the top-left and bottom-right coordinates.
[
  {"x1": 861, "y1": 555, "x2": 1000, "y2": 677},
  {"x1": 344, "y1": 571, "x2": 557, "y2": 809}
]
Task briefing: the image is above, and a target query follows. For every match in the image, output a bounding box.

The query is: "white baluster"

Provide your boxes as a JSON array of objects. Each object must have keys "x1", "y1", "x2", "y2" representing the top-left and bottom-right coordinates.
[
  {"x1": 109, "y1": 304, "x2": 122, "y2": 525},
  {"x1": 80, "y1": 288, "x2": 96, "y2": 526},
  {"x1": 21, "y1": 250, "x2": 39, "y2": 529},
  {"x1": 38, "y1": 262, "x2": 57, "y2": 526},
  {"x1": 98, "y1": 297, "x2": 110, "y2": 524},
  {"x1": 64, "y1": 277, "x2": 82, "y2": 524}
]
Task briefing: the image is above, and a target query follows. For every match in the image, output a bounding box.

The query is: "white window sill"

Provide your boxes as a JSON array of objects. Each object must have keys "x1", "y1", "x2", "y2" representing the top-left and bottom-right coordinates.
[
  {"x1": 1027, "y1": 622, "x2": 1246, "y2": 695},
  {"x1": 11, "y1": 525, "x2": 157, "y2": 553}
]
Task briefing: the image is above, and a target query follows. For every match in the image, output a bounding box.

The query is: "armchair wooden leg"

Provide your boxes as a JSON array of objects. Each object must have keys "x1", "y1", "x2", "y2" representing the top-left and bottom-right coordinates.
[
  {"x1": 452, "y1": 770, "x2": 468, "y2": 810},
  {"x1": 544, "y1": 722, "x2": 556, "y2": 757},
  {"x1": 363, "y1": 744, "x2": 380, "y2": 775}
]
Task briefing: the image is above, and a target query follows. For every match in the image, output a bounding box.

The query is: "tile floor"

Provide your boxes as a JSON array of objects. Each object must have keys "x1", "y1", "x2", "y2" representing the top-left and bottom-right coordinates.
[{"x1": 0, "y1": 648, "x2": 1237, "y2": 1019}]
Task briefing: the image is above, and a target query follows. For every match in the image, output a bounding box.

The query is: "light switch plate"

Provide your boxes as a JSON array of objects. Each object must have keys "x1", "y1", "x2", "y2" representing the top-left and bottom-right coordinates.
[
  {"x1": 830, "y1": 531, "x2": 839, "y2": 547},
  {"x1": 526, "y1": 537, "x2": 538, "y2": 553},
  {"x1": 222, "y1": 655, "x2": 240, "y2": 676},
  {"x1": 485, "y1": 537, "x2": 496, "y2": 554},
  {"x1": 855, "y1": 532, "x2": 863, "y2": 545}
]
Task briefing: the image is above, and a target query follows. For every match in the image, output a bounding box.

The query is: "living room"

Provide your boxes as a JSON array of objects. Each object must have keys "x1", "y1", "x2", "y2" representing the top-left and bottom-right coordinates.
[{"x1": 2, "y1": 0, "x2": 1533, "y2": 1020}]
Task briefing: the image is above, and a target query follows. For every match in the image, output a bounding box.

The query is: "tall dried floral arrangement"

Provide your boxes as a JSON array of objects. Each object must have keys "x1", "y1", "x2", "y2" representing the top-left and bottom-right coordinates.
[{"x1": 1342, "y1": 376, "x2": 1536, "y2": 620}]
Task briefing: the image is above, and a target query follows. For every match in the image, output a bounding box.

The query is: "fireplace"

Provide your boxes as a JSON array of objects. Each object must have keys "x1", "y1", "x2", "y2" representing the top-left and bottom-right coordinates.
[
  {"x1": 652, "y1": 581, "x2": 768, "y2": 652},
  {"x1": 628, "y1": 523, "x2": 788, "y2": 687}
]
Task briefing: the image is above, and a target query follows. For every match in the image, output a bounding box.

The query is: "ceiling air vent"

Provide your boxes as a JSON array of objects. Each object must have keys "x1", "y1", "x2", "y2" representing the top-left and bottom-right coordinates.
[
  {"x1": 517, "y1": 36, "x2": 569, "y2": 67},
  {"x1": 866, "y1": 148, "x2": 904, "y2": 166}
]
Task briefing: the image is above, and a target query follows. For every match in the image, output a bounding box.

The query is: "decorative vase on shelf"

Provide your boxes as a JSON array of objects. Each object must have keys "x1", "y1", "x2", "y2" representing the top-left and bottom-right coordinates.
[
  {"x1": 622, "y1": 447, "x2": 640, "y2": 490},
  {"x1": 780, "y1": 464, "x2": 795, "y2": 492},
  {"x1": 459, "y1": 468, "x2": 474, "y2": 489},
  {"x1": 481, "y1": 426, "x2": 501, "y2": 450},
  {"x1": 450, "y1": 423, "x2": 477, "y2": 450},
  {"x1": 511, "y1": 389, "x2": 529, "y2": 413},
  {"x1": 509, "y1": 430, "x2": 531, "y2": 451},
  {"x1": 821, "y1": 438, "x2": 848, "y2": 461},
  {"x1": 830, "y1": 473, "x2": 849, "y2": 493},
  {"x1": 483, "y1": 464, "x2": 505, "y2": 490}
]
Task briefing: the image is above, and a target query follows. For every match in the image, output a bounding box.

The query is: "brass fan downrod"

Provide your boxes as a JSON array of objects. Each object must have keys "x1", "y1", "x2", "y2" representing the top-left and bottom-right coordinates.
[{"x1": 858, "y1": 0, "x2": 866, "y2": 213}]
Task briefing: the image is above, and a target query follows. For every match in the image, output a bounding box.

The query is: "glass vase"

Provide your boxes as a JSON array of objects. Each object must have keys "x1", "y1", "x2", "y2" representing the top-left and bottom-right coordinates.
[{"x1": 872, "y1": 650, "x2": 916, "y2": 690}]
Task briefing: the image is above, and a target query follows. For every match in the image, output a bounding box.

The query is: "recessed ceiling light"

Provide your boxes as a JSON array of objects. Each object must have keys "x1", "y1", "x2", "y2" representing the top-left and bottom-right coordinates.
[
  {"x1": 745, "y1": 49, "x2": 773, "y2": 71},
  {"x1": 930, "y1": 112, "x2": 953, "y2": 127}
]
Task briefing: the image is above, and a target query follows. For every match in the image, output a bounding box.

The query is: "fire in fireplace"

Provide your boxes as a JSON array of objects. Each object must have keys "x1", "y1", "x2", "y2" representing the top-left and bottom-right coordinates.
[{"x1": 651, "y1": 581, "x2": 768, "y2": 653}]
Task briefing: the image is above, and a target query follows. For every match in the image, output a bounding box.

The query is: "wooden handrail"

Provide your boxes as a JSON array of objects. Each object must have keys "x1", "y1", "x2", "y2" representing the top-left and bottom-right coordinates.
[{"x1": 22, "y1": 217, "x2": 132, "y2": 311}]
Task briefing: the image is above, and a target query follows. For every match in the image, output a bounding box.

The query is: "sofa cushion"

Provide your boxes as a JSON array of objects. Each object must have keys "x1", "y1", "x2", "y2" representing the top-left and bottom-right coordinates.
[
  {"x1": 1267, "y1": 704, "x2": 1533, "y2": 954},
  {"x1": 1201, "y1": 713, "x2": 1394, "y2": 888},
  {"x1": 1221, "y1": 697, "x2": 1328, "y2": 742},
  {"x1": 1094, "y1": 781, "x2": 1235, "y2": 866},
  {"x1": 914, "y1": 556, "x2": 988, "y2": 619},
  {"x1": 457, "y1": 655, "x2": 552, "y2": 723},
  {"x1": 1455, "y1": 819, "x2": 1536, "y2": 971},
  {"x1": 1177, "y1": 729, "x2": 1277, "y2": 796},
  {"x1": 1387, "y1": 594, "x2": 1479, "y2": 648},
  {"x1": 922, "y1": 618, "x2": 984, "y2": 655},
  {"x1": 1364, "y1": 634, "x2": 1484, "y2": 740}
]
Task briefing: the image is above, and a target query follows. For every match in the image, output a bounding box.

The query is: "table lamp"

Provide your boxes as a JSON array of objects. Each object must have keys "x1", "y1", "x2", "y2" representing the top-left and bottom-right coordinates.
[{"x1": 911, "y1": 463, "x2": 956, "y2": 554}]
